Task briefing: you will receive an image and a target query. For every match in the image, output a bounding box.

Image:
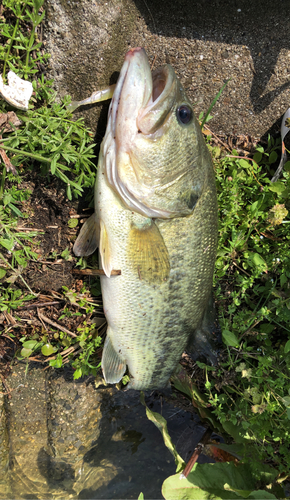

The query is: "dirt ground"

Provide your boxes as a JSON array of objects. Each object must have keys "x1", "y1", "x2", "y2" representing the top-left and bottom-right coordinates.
[{"x1": 0, "y1": 169, "x2": 102, "y2": 374}]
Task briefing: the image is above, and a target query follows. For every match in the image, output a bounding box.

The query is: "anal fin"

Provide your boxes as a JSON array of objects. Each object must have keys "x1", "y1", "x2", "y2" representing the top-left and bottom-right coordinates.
[
  {"x1": 73, "y1": 213, "x2": 99, "y2": 256},
  {"x1": 102, "y1": 333, "x2": 126, "y2": 384}
]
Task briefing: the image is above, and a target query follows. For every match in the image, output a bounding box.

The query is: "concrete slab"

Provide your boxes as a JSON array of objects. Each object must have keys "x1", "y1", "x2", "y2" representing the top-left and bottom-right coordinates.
[{"x1": 44, "y1": 0, "x2": 290, "y2": 139}]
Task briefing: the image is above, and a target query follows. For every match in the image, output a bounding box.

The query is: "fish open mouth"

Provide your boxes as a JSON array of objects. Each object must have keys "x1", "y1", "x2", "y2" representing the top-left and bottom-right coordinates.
[
  {"x1": 110, "y1": 47, "x2": 177, "y2": 138},
  {"x1": 152, "y1": 67, "x2": 167, "y2": 102},
  {"x1": 102, "y1": 47, "x2": 178, "y2": 218}
]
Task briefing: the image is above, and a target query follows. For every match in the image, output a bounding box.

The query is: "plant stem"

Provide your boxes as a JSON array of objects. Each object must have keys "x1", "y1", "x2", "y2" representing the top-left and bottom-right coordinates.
[
  {"x1": 0, "y1": 253, "x2": 37, "y2": 296},
  {"x1": 0, "y1": 143, "x2": 53, "y2": 163},
  {"x1": 180, "y1": 428, "x2": 212, "y2": 478},
  {"x1": 0, "y1": 166, "x2": 6, "y2": 199},
  {"x1": 25, "y1": 23, "x2": 36, "y2": 73},
  {"x1": 2, "y1": 4, "x2": 26, "y2": 78}
]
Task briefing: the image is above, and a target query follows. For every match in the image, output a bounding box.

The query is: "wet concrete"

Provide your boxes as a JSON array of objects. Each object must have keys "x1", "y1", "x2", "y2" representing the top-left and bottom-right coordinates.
[{"x1": 0, "y1": 363, "x2": 214, "y2": 499}]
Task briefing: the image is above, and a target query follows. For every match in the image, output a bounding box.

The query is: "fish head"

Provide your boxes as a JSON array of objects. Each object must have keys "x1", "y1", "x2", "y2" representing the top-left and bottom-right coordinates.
[{"x1": 102, "y1": 47, "x2": 212, "y2": 218}]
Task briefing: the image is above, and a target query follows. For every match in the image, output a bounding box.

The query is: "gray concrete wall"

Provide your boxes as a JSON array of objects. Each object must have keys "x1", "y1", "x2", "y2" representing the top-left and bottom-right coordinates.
[{"x1": 44, "y1": 0, "x2": 290, "y2": 138}]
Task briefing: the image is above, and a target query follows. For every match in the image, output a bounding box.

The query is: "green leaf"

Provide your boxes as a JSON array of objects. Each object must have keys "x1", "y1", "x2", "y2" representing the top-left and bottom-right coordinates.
[
  {"x1": 251, "y1": 253, "x2": 267, "y2": 271},
  {"x1": 250, "y1": 201, "x2": 259, "y2": 214},
  {"x1": 8, "y1": 203, "x2": 23, "y2": 217},
  {"x1": 259, "y1": 323, "x2": 275, "y2": 334},
  {"x1": 41, "y1": 344, "x2": 55, "y2": 356},
  {"x1": 20, "y1": 347, "x2": 33, "y2": 358},
  {"x1": 137, "y1": 494, "x2": 144, "y2": 500},
  {"x1": 67, "y1": 184, "x2": 72, "y2": 200},
  {"x1": 49, "y1": 354, "x2": 63, "y2": 368},
  {"x1": 0, "y1": 268, "x2": 6, "y2": 279},
  {"x1": 248, "y1": 493, "x2": 277, "y2": 499},
  {"x1": 140, "y1": 392, "x2": 186, "y2": 472},
  {"x1": 239, "y1": 159, "x2": 250, "y2": 169},
  {"x1": 253, "y1": 152, "x2": 262, "y2": 163},
  {"x1": 0, "y1": 238, "x2": 14, "y2": 251},
  {"x1": 284, "y1": 339, "x2": 290, "y2": 354},
  {"x1": 22, "y1": 340, "x2": 39, "y2": 350},
  {"x1": 268, "y1": 182, "x2": 286, "y2": 194},
  {"x1": 280, "y1": 274, "x2": 288, "y2": 287},
  {"x1": 222, "y1": 329, "x2": 239, "y2": 347},
  {"x1": 61, "y1": 247, "x2": 72, "y2": 260},
  {"x1": 68, "y1": 218, "x2": 78, "y2": 228},
  {"x1": 3, "y1": 193, "x2": 12, "y2": 206},
  {"x1": 162, "y1": 462, "x2": 277, "y2": 500},
  {"x1": 268, "y1": 151, "x2": 278, "y2": 164},
  {"x1": 50, "y1": 154, "x2": 59, "y2": 175},
  {"x1": 281, "y1": 395, "x2": 290, "y2": 406},
  {"x1": 73, "y1": 367, "x2": 83, "y2": 379},
  {"x1": 200, "y1": 79, "x2": 231, "y2": 129}
]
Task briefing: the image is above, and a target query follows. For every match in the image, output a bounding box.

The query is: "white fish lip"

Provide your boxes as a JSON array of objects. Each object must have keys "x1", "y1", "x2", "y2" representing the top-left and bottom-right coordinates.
[{"x1": 112, "y1": 47, "x2": 152, "y2": 146}]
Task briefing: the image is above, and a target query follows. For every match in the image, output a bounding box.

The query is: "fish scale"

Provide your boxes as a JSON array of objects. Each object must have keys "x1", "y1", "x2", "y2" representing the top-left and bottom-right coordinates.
[{"x1": 98, "y1": 141, "x2": 217, "y2": 390}]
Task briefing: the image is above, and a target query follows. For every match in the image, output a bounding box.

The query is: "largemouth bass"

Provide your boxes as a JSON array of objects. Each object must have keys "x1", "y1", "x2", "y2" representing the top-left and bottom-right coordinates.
[{"x1": 73, "y1": 47, "x2": 218, "y2": 390}]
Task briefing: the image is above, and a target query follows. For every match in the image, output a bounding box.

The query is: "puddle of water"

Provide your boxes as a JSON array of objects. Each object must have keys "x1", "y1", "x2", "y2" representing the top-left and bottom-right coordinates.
[{"x1": 1, "y1": 364, "x2": 214, "y2": 499}]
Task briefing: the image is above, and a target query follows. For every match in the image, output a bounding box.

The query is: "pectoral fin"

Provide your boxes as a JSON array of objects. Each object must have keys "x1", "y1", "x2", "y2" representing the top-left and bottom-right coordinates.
[
  {"x1": 102, "y1": 333, "x2": 127, "y2": 384},
  {"x1": 73, "y1": 213, "x2": 99, "y2": 256},
  {"x1": 99, "y1": 219, "x2": 113, "y2": 277},
  {"x1": 128, "y1": 219, "x2": 170, "y2": 283}
]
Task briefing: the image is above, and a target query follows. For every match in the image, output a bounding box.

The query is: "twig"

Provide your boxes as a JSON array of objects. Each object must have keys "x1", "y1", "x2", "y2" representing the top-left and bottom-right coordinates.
[
  {"x1": 0, "y1": 373, "x2": 12, "y2": 399},
  {"x1": 239, "y1": 318, "x2": 262, "y2": 340},
  {"x1": 226, "y1": 155, "x2": 262, "y2": 186},
  {"x1": 203, "y1": 125, "x2": 232, "y2": 153},
  {"x1": 232, "y1": 261, "x2": 251, "y2": 277},
  {"x1": 0, "y1": 144, "x2": 17, "y2": 174},
  {"x1": 70, "y1": 214, "x2": 91, "y2": 219},
  {"x1": 17, "y1": 300, "x2": 65, "y2": 311},
  {"x1": 72, "y1": 268, "x2": 121, "y2": 276},
  {"x1": 0, "y1": 384, "x2": 24, "y2": 396},
  {"x1": 180, "y1": 428, "x2": 212, "y2": 479},
  {"x1": 38, "y1": 259, "x2": 64, "y2": 265},
  {"x1": 16, "y1": 227, "x2": 44, "y2": 231},
  {"x1": 4, "y1": 311, "x2": 17, "y2": 325},
  {"x1": 0, "y1": 252, "x2": 37, "y2": 296},
  {"x1": 37, "y1": 310, "x2": 77, "y2": 338}
]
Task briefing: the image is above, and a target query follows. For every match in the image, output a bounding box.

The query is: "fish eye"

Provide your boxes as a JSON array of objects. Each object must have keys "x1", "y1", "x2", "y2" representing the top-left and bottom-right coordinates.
[{"x1": 176, "y1": 104, "x2": 193, "y2": 125}]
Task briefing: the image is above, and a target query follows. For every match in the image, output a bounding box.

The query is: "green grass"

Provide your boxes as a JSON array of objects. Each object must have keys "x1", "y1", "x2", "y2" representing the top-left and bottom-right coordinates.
[
  {"x1": 208, "y1": 140, "x2": 290, "y2": 474},
  {"x1": 0, "y1": 0, "x2": 101, "y2": 378}
]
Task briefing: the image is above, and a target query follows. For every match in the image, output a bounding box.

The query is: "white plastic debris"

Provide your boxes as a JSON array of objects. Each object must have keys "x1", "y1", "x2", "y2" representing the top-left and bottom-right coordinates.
[
  {"x1": 0, "y1": 71, "x2": 33, "y2": 111},
  {"x1": 271, "y1": 107, "x2": 290, "y2": 182}
]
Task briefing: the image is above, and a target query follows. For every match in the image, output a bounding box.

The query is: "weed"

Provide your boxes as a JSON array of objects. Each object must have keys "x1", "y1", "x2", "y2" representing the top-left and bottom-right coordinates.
[
  {"x1": 0, "y1": 0, "x2": 97, "y2": 314},
  {"x1": 184, "y1": 144, "x2": 290, "y2": 475}
]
